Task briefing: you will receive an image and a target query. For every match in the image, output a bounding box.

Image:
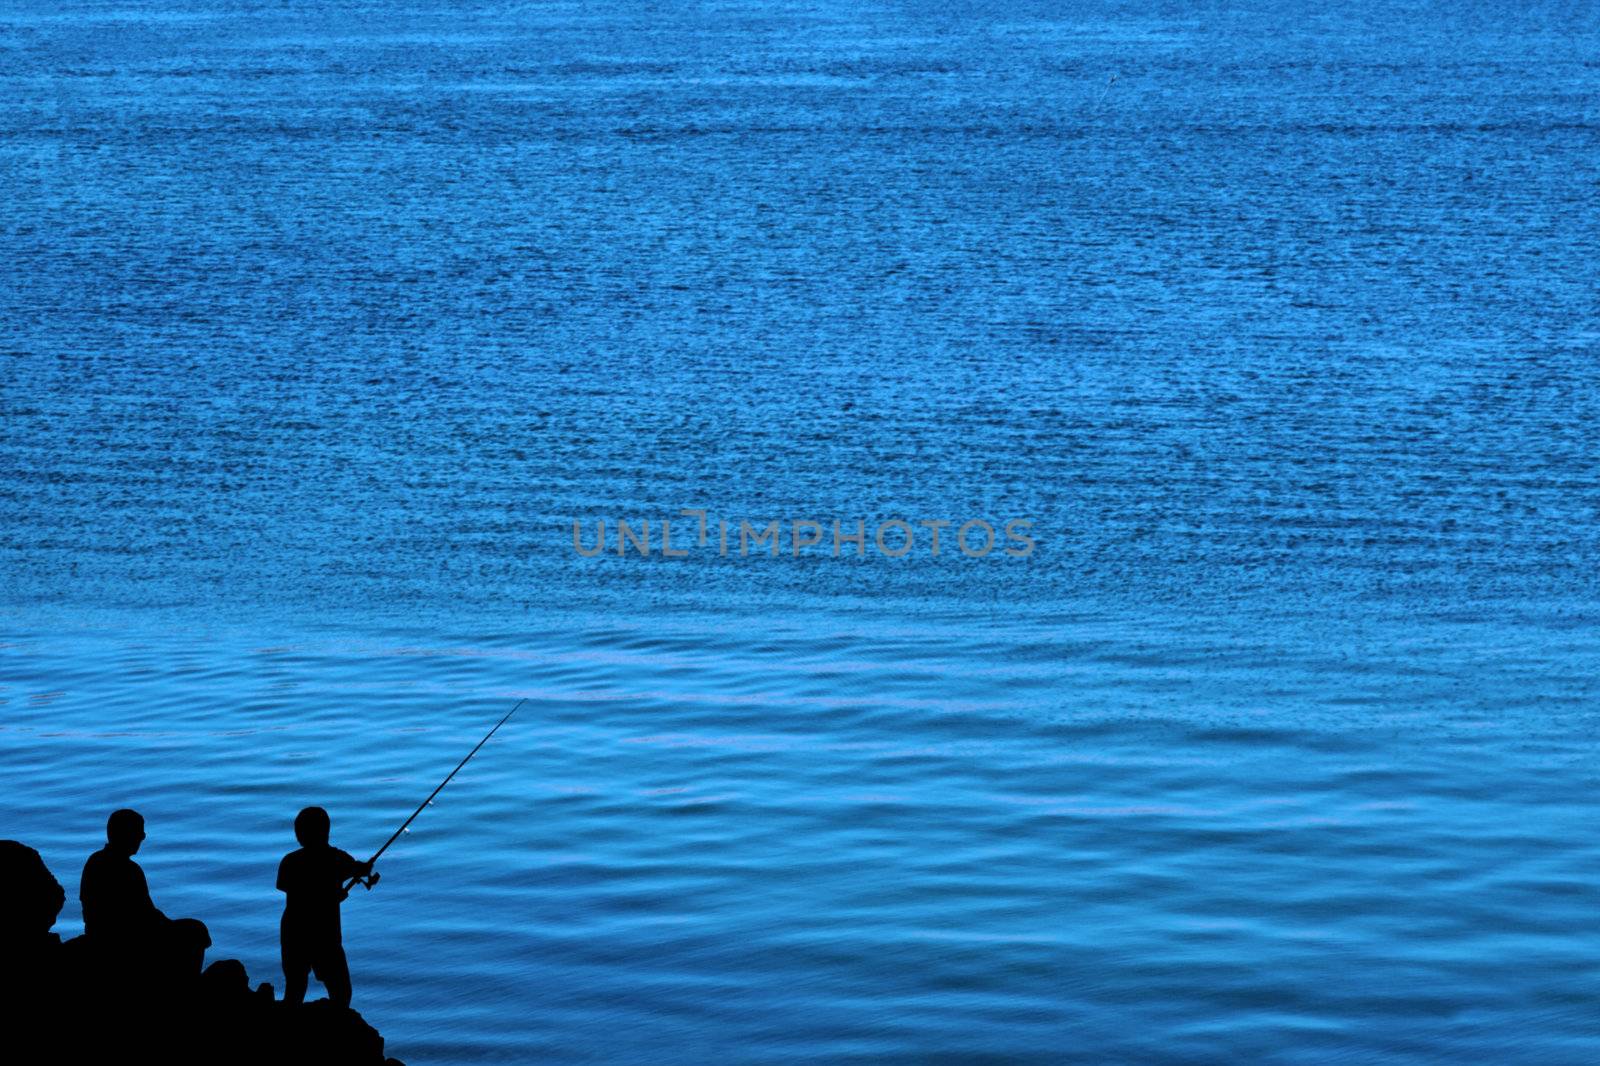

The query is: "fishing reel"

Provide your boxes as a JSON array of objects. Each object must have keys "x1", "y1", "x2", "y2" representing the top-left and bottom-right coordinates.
[{"x1": 339, "y1": 870, "x2": 381, "y2": 901}]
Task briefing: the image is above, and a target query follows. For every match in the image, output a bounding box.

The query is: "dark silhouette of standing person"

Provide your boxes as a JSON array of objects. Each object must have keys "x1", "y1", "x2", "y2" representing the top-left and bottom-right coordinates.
[
  {"x1": 277, "y1": 806, "x2": 373, "y2": 1008},
  {"x1": 79, "y1": 809, "x2": 210, "y2": 981}
]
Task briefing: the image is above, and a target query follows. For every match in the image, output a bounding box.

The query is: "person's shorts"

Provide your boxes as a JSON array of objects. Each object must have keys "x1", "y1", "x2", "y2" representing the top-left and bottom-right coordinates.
[{"x1": 280, "y1": 917, "x2": 344, "y2": 977}]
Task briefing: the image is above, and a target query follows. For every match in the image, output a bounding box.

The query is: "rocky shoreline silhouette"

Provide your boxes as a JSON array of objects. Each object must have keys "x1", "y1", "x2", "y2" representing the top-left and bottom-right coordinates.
[{"x1": 1, "y1": 839, "x2": 402, "y2": 1065}]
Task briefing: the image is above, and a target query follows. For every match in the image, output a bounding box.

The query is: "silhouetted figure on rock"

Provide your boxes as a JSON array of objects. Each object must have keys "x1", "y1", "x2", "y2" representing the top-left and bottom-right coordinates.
[
  {"x1": 279, "y1": 806, "x2": 374, "y2": 1008},
  {"x1": 79, "y1": 808, "x2": 211, "y2": 984}
]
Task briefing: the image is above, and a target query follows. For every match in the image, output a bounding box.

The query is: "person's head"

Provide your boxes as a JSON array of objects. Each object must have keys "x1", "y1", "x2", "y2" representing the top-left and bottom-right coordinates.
[
  {"x1": 106, "y1": 809, "x2": 145, "y2": 856},
  {"x1": 294, "y1": 806, "x2": 331, "y2": 847}
]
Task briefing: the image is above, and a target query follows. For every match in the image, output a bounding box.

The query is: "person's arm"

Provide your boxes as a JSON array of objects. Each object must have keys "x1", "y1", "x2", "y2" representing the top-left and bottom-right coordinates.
[
  {"x1": 133, "y1": 865, "x2": 168, "y2": 922},
  {"x1": 79, "y1": 856, "x2": 99, "y2": 930},
  {"x1": 336, "y1": 848, "x2": 372, "y2": 879}
]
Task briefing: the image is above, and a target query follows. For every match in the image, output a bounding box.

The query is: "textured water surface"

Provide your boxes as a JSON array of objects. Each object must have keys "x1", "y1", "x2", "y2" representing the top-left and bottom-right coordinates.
[{"x1": 3, "y1": 1, "x2": 1600, "y2": 1062}]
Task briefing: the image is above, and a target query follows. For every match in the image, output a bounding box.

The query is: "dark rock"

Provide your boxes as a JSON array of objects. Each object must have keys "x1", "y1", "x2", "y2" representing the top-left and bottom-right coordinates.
[{"x1": 0, "y1": 839, "x2": 65, "y2": 939}]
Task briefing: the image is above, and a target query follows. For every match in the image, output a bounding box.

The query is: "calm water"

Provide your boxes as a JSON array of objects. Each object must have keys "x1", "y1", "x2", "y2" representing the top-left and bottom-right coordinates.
[{"x1": 4, "y1": 1, "x2": 1600, "y2": 1062}]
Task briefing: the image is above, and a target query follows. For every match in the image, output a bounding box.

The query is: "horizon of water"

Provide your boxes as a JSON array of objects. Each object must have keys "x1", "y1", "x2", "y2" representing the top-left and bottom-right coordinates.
[{"x1": 4, "y1": 1, "x2": 1600, "y2": 1063}]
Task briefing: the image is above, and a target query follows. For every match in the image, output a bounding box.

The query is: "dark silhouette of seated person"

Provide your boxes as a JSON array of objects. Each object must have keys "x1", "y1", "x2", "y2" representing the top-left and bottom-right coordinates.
[
  {"x1": 79, "y1": 809, "x2": 210, "y2": 983},
  {"x1": 278, "y1": 806, "x2": 374, "y2": 1008}
]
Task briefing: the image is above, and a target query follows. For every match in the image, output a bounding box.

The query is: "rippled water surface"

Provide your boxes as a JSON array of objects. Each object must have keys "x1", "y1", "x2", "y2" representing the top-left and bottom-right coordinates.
[{"x1": 4, "y1": 1, "x2": 1600, "y2": 1062}]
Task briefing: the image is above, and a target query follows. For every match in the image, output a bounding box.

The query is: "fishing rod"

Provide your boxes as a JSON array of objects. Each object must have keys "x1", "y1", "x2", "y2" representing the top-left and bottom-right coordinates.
[{"x1": 343, "y1": 698, "x2": 525, "y2": 895}]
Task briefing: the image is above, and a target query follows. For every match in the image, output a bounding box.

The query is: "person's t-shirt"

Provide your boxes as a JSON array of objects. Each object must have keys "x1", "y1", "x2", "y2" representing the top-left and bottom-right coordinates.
[
  {"x1": 277, "y1": 845, "x2": 363, "y2": 940},
  {"x1": 80, "y1": 848, "x2": 165, "y2": 942}
]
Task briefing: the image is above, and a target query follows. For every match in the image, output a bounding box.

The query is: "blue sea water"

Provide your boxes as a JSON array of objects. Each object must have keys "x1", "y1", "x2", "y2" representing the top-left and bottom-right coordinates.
[{"x1": 3, "y1": 1, "x2": 1600, "y2": 1061}]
